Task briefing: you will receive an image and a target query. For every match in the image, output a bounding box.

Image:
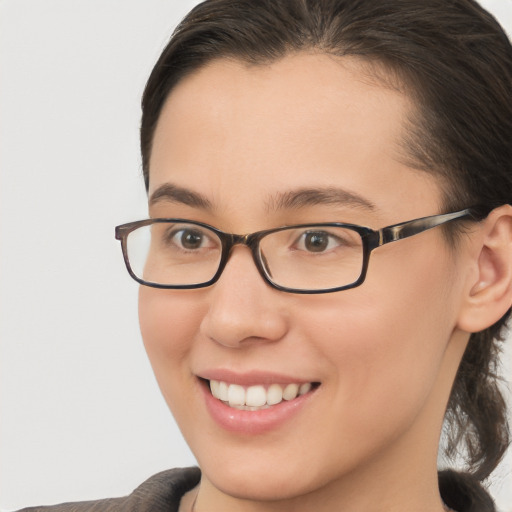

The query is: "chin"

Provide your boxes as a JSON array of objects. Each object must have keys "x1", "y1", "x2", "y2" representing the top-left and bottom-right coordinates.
[{"x1": 202, "y1": 458, "x2": 320, "y2": 502}]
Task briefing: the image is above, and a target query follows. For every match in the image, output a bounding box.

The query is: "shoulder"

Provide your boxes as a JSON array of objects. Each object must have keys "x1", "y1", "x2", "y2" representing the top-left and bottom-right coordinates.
[{"x1": 17, "y1": 467, "x2": 201, "y2": 512}]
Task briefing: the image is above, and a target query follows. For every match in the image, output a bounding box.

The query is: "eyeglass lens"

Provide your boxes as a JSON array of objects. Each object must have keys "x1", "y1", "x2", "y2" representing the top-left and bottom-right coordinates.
[{"x1": 125, "y1": 221, "x2": 364, "y2": 291}]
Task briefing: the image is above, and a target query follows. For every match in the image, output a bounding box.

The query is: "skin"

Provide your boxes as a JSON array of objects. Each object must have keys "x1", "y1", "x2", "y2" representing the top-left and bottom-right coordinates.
[{"x1": 139, "y1": 54, "x2": 505, "y2": 512}]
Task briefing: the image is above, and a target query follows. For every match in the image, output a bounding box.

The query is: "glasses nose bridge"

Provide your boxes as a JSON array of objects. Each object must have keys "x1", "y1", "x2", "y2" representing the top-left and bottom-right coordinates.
[
  {"x1": 223, "y1": 231, "x2": 262, "y2": 258},
  {"x1": 219, "y1": 231, "x2": 266, "y2": 277}
]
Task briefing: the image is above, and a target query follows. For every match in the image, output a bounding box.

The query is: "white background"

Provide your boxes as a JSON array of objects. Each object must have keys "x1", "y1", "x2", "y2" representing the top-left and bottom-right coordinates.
[{"x1": 1, "y1": 1, "x2": 511, "y2": 511}]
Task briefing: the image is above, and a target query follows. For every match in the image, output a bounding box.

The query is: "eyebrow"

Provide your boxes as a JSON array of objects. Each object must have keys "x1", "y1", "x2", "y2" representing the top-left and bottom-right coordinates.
[
  {"x1": 149, "y1": 183, "x2": 213, "y2": 210},
  {"x1": 266, "y1": 187, "x2": 377, "y2": 213},
  {"x1": 149, "y1": 183, "x2": 376, "y2": 214}
]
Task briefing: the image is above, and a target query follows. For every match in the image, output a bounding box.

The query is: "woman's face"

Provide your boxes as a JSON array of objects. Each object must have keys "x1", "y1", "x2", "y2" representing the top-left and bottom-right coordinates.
[{"x1": 140, "y1": 54, "x2": 470, "y2": 506}]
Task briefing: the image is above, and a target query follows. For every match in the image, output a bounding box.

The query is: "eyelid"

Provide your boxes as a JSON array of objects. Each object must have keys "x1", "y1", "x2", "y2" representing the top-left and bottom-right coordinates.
[
  {"x1": 157, "y1": 223, "x2": 217, "y2": 251},
  {"x1": 287, "y1": 228, "x2": 344, "y2": 252}
]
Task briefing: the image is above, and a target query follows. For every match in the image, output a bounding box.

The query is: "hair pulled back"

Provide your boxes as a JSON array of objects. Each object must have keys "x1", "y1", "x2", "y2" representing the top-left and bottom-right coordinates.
[{"x1": 140, "y1": 0, "x2": 511, "y2": 508}]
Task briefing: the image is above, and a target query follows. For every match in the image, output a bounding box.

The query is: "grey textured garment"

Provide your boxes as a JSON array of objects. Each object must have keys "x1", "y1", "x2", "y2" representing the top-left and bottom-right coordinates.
[
  {"x1": 17, "y1": 467, "x2": 201, "y2": 512},
  {"x1": 17, "y1": 467, "x2": 495, "y2": 512}
]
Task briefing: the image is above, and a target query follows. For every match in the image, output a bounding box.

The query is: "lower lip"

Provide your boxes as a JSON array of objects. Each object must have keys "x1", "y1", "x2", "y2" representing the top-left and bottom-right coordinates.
[{"x1": 199, "y1": 380, "x2": 317, "y2": 435}]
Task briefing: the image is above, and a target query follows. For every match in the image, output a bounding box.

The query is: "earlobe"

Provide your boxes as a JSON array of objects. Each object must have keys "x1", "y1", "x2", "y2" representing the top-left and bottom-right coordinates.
[{"x1": 457, "y1": 205, "x2": 512, "y2": 333}]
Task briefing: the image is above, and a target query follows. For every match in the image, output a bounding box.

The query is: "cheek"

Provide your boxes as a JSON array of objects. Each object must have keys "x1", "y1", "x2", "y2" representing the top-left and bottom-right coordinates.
[
  {"x1": 304, "y1": 247, "x2": 458, "y2": 432},
  {"x1": 139, "y1": 288, "x2": 190, "y2": 355},
  {"x1": 138, "y1": 287, "x2": 204, "y2": 402},
  {"x1": 139, "y1": 285, "x2": 208, "y2": 344}
]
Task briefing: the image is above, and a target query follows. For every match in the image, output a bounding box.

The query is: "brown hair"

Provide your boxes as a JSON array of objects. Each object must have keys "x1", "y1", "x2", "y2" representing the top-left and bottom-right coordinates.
[{"x1": 140, "y1": 0, "x2": 511, "y2": 507}]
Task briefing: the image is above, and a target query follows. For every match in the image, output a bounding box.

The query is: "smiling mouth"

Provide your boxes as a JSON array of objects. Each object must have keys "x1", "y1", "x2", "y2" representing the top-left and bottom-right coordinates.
[{"x1": 207, "y1": 380, "x2": 320, "y2": 411}]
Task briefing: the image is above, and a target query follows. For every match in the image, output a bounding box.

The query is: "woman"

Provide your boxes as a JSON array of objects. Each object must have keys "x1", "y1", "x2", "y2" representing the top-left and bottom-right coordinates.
[{"x1": 20, "y1": 0, "x2": 511, "y2": 511}]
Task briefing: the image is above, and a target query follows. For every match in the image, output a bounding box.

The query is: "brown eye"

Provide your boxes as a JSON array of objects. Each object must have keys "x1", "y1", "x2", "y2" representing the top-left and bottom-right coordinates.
[
  {"x1": 179, "y1": 230, "x2": 204, "y2": 249},
  {"x1": 304, "y1": 232, "x2": 329, "y2": 252},
  {"x1": 289, "y1": 228, "x2": 358, "y2": 255},
  {"x1": 163, "y1": 226, "x2": 216, "y2": 252}
]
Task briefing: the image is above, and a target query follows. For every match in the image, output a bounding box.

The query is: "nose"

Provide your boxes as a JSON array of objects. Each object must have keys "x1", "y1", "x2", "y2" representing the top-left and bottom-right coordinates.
[{"x1": 199, "y1": 246, "x2": 289, "y2": 348}]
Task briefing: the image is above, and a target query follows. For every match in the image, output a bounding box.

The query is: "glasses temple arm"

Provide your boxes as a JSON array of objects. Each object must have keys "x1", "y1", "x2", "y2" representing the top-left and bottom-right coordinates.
[{"x1": 378, "y1": 208, "x2": 478, "y2": 246}]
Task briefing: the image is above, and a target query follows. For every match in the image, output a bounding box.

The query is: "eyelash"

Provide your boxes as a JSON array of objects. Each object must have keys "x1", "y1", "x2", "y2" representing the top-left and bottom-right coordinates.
[{"x1": 291, "y1": 230, "x2": 353, "y2": 254}]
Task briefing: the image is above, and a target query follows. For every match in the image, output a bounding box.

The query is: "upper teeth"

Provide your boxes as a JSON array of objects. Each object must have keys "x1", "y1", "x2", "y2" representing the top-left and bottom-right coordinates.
[{"x1": 209, "y1": 380, "x2": 312, "y2": 408}]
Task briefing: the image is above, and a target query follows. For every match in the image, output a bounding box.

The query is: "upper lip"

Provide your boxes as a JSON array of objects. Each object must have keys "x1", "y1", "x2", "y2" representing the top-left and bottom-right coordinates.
[{"x1": 197, "y1": 369, "x2": 318, "y2": 387}]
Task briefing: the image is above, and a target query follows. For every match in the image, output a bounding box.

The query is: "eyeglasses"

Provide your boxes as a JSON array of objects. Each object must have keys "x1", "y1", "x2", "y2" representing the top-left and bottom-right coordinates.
[{"x1": 115, "y1": 208, "x2": 480, "y2": 294}]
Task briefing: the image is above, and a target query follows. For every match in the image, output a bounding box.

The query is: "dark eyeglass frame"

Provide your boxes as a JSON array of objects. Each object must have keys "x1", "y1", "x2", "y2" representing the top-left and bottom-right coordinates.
[{"x1": 115, "y1": 207, "x2": 482, "y2": 294}]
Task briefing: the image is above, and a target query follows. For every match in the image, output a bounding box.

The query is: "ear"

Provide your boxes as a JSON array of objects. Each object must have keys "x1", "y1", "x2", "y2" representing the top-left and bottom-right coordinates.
[{"x1": 457, "y1": 205, "x2": 512, "y2": 333}]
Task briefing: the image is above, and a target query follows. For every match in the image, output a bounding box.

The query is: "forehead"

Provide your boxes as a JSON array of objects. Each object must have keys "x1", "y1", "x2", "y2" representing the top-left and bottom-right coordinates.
[{"x1": 149, "y1": 53, "x2": 442, "y2": 224}]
